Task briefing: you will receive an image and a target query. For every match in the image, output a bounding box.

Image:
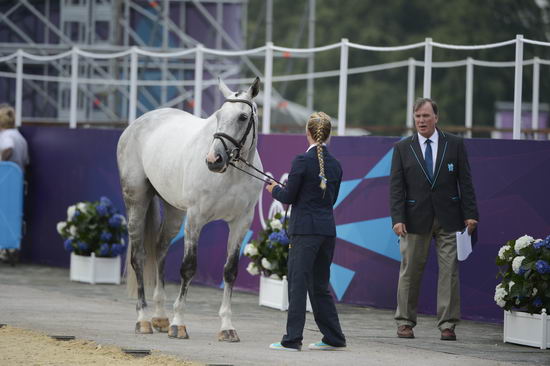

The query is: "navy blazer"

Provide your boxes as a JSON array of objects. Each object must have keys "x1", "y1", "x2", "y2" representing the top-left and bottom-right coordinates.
[
  {"x1": 390, "y1": 129, "x2": 479, "y2": 234},
  {"x1": 272, "y1": 146, "x2": 342, "y2": 236}
]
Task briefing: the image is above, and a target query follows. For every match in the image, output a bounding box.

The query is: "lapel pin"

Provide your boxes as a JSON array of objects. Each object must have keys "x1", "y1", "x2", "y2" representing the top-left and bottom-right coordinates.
[{"x1": 448, "y1": 163, "x2": 454, "y2": 172}]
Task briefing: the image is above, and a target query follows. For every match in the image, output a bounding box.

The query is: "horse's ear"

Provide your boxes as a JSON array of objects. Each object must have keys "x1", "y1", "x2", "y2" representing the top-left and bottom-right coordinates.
[
  {"x1": 247, "y1": 77, "x2": 260, "y2": 99},
  {"x1": 219, "y1": 77, "x2": 233, "y2": 98}
]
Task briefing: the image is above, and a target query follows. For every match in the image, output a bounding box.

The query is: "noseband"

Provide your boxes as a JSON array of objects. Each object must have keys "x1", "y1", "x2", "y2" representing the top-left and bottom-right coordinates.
[{"x1": 212, "y1": 98, "x2": 256, "y2": 162}]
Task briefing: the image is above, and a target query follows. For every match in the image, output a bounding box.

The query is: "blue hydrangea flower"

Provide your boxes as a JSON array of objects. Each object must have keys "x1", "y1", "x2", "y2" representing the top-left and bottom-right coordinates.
[
  {"x1": 518, "y1": 267, "x2": 527, "y2": 275},
  {"x1": 99, "y1": 243, "x2": 110, "y2": 256},
  {"x1": 268, "y1": 230, "x2": 290, "y2": 246},
  {"x1": 534, "y1": 240, "x2": 545, "y2": 249},
  {"x1": 77, "y1": 241, "x2": 89, "y2": 251},
  {"x1": 64, "y1": 239, "x2": 73, "y2": 252},
  {"x1": 111, "y1": 243, "x2": 125, "y2": 256},
  {"x1": 535, "y1": 260, "x2": 550, "y2": 274},
  {"x1": 96, "y1": 204, "x2": 109, "y2": 216},
  {"x1": 73, "y1": 210, "x2": 81, "y2": 218},
  {"x1": 108, "y1": 214, "x2": 124, "y2": 228},
  {"x1": 533, "y1": 297, "x2": 543, "y2": 307},
  {"x1": 100, "y1": 196, "x2": 112, "y2": 207},
  {"x1": 545, "y1": 235, "x2": 550, "y2": 248},
  {"x1": 100, "y1": 231, "x2": 112, "y2": 242}
]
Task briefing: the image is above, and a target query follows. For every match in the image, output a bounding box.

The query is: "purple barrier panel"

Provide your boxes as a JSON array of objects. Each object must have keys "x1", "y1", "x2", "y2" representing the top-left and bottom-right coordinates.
[{"x1": 18, "y1": 126, "x2": 550, "y2": 323}]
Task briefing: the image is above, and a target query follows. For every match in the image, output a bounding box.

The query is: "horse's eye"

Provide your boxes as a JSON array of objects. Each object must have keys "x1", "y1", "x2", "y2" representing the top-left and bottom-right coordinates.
[{"x1": 239, "y1": 114, "x2": 248, "y2": 121}]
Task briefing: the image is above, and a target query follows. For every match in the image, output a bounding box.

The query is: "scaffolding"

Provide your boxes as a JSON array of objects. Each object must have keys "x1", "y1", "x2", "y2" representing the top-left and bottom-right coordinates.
[{"x1": 0, "y1": 0, "x2": 249, "y2": 123}]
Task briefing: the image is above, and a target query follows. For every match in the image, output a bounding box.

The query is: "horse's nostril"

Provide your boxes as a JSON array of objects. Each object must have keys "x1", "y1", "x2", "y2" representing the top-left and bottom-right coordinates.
[{"x1": 215, "y1": 155, "x2": 223, "y2": 163}]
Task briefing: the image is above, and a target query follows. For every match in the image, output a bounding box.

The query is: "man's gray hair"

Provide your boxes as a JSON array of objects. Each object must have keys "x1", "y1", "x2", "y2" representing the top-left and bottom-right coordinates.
[{"x1": 413, "y1": 98, "x2": 438, "y2": 116}]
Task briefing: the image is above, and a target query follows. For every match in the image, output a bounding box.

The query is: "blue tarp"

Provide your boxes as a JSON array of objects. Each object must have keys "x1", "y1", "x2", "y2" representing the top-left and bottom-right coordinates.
[{"x1": 0, "y1": 161, "x2": 23, "y2": 249}]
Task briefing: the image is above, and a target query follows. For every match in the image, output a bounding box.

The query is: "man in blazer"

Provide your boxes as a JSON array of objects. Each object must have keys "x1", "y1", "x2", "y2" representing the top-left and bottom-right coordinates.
[{"x1": 390, "y1": 98, "x2": 478, "y2": 341}]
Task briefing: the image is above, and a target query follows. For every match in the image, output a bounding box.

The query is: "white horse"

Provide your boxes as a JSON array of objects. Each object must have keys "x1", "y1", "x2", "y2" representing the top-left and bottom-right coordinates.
[{"x1": 116, "y1": 77, "x2": 263, "y2": 342}]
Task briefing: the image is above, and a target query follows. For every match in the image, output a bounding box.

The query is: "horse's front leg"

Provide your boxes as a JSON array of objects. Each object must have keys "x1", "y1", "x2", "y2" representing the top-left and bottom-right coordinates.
[
  {"x1": 218, "y1": 212, "x2": 254, "y2": 342},
  {"x1": 169, "y1": 211, "x2": 205, "y2": 339},
  {"x1": 152, "y1": 204, "x2": 186, "y2": 333}
]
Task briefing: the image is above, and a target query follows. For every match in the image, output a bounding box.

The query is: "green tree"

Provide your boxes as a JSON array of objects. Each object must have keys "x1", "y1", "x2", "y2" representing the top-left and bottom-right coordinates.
[{"x1": 246, "y1": 0, "x2": 550, "y2": 136}]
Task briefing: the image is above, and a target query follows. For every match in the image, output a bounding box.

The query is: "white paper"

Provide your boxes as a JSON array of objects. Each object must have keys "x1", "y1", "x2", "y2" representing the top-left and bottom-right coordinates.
[{"x1": 456, "y1": 229, "x2": 472, "y2": 261}]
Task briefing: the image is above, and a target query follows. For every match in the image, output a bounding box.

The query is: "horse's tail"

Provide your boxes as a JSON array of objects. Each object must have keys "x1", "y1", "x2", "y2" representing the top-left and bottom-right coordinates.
[{"x1": 125, "y1": 196, "x2": 160, "y2": 298}]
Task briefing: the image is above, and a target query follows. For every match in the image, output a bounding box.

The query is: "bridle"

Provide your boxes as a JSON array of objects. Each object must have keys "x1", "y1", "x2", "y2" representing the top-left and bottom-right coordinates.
[
  {"x1": 212, "y1": 98, "x2": 286, "y2": 186},
  {"x1": 213, "y1": 98, "x2": 256, "y2": 162}
]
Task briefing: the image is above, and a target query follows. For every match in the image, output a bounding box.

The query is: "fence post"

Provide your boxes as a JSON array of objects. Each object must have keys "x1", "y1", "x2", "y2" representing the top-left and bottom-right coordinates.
[
  {"x1": 194, "y1": 44, "x2": 204, "y2": 117},
  {"x1": 513, "y1": 34, "x2": 524, "y2": 140},
  {"x1": 406, "y1": 57, "x2": 416, "y2": 135},
  {"x1": 423, "y1": 38, "x2": 432, "y2": 98},
  {"x1": 262, "y1": 41, "x2": 273, "y2": 134},
  {"x1": 465, "y1": 57, "x2": 474, "y2": 138},
  {"x1": 532, "y1": 57, "x2": 540, "y2": 140},
  {"x1": 70, "y1": 47, "x2": 79, "y2": 129},
  {"x1": 15, "y1": 50, "x2": 23, "y2": 128},
  {"x1": 128, "y1": 47, "x2": 138, "y2": 124},
  {"x1": 337, "y1": 38, "x2": 349, "y2": 136}
]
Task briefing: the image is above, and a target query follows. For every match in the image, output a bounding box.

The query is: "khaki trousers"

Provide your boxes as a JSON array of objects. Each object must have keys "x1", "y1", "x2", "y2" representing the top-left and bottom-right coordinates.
[{"x1": 395, "y1": 218, "x2": 460, "y2": 330}]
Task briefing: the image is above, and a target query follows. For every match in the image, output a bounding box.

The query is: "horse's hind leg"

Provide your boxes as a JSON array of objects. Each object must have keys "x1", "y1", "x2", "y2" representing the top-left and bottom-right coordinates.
[
  {"x1": 152, "y1": 202, "x2": 185, "y2": 333},
  {"x1": 218, "y1": 211, "x2": 255, "y2": 342},
  {"x1": 169, "y1": 208, "x2": 206, "y2": 339},
  {"x1": 123, "y1": 180, "x2": 155, "y2": 334}
]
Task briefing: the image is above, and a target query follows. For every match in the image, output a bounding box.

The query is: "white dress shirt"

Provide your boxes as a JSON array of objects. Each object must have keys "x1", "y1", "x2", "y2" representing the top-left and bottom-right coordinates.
[{"x1": 417, "y1": 130, "x2": 438, "y2": 173}]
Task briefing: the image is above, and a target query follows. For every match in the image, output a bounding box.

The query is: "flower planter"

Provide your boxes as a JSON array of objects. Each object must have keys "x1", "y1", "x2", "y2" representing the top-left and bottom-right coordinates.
[
  {"x1": 503, "y1": 309, "x2": 549, "y2": 349},
  {"x1": 70, "y1": 252, "x2": 121, "y2": 285},
  {"x1": 259, "y1": 275, "x2": 312, "y2": 312}
]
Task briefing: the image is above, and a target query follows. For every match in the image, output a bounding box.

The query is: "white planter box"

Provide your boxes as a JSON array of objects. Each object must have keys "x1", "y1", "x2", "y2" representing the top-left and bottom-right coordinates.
[
  {"x1": 503, "y1": 309, "x2": 549, "y2": 349},
  {"x1": 70, "y1": 252, "x2": 121, "y2": 285},
  {"x1": 259, "y1": 276, "x2": 312, "y2": 312}
]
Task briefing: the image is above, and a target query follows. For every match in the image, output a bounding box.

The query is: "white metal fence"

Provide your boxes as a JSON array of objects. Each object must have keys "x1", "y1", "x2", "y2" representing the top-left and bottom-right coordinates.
[{"x1": 1, "y1": 35, "x2": 550, "y2": 139}]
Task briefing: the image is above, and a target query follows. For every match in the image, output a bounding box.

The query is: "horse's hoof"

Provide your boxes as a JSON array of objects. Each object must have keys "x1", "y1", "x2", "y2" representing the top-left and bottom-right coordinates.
[
  {"x1": 135, "y1": 321, "x2": 153, "y2": 334},
  {"x1": 168, "y1": 325, "x2": 189, "y2": 339},
  {"x1": 218, "y1": 329, "x2": 240, "y2": 342},
  {"x1": 152, "y1": 317, "x2": 170, "y2": 333}
]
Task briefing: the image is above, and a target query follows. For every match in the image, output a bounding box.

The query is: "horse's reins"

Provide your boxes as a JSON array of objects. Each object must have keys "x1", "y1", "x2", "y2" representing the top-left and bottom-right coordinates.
[{"x1": 213, "y1": 98, "x2": 286, "y2": 187}]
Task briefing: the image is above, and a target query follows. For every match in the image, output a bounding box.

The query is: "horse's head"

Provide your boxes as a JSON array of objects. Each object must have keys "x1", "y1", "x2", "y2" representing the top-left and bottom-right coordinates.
[{"x1": 206, "y1": 77, "x2": 260, "y2": 173}]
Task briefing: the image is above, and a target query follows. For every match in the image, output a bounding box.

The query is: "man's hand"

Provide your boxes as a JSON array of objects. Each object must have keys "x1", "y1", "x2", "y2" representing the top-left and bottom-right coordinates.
[
  {"x1": 265, "y1": 180, "x2": 278, "y2": 193},
  {"x1": 393, "y1": 223, "x2": 407, "y2": 237},
  {"x1": 465, "y1": 219, "x2": 478, "y2": 235}
]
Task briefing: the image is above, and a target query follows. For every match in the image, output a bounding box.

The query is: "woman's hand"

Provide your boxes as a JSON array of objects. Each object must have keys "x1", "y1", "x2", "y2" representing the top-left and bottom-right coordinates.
[{"x1": 265, "y1": 180, "x2": 278, "y2": 193}]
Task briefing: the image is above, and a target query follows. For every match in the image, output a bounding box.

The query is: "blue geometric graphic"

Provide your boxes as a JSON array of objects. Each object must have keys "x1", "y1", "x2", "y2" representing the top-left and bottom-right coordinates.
[
  {"x1": 170, "y1": 217, "x2": 187, "y2": 245},
  {"x1": 334, "y1": 179, "x2": 362, "y2": 208},
  {"x1": 336, "y1": 217, "x2": 400, "y2": 261},
  {"x1": 365, "y1": 148, "x2": 393, "y2": 179},
  {"x1": 239, "y1": 230, "x2": 254, "y2": 257},
  {"x1": 330, "y1": 263, "x2": 355, "y2": 301}
]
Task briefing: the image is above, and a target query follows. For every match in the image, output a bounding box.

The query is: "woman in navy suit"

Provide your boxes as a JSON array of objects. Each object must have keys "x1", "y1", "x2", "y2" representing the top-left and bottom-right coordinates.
[{"x1": 266, "y1": 112, "x2": 346, "y2": 351}]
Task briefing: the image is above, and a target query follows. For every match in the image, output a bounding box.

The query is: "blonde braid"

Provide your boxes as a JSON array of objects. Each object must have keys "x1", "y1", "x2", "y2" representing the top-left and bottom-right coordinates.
[{"x1": 307, "y1": 112, "x2": 332, "y2": 191}]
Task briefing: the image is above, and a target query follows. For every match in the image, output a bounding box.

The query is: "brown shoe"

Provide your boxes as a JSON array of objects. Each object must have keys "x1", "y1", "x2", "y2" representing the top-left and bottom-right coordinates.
[
  {"x1": 440, "y1": 328, "x2": 456, "y2": 341},
  {"x1": 397, "y1": 325, "x2": 415, "y2": 338}
]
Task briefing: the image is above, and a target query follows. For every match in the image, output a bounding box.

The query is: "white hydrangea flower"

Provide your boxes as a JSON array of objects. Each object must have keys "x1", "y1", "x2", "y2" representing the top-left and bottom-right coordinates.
[
  {"x1": 498, "y1": 245, "x2": 510, "y2": 260},
  {"x1": 508, "y1": 281, "x2": 515, "y2": 291},
  {"x1": 270, "y1": 219, "x2": 283, "y2": 231},
  {"x1": 56, "y1": 221, "x2": 67, "y2": 234},
  {"x1": 77, "y1": 202, "x2": 88, "y2": 213},
  {"x1": 261, "y1": 257, "x2": 273, "y2": 270},
  {"x1": 246, "y1": 262, "x2": 259, "y2": 276},
  {"x1": 514, "y1": 235, "x2": 534, "y2": 254},
  {"x1": 69, "y1": 225, "x2": 77, "y2": 237},
  {"x1": 494, "y1": 284, "x2": 507, "y2": 308},
  {"x1": 67, "y1": 205, "x2": 76, "y2": 220},
  {"x1": 512, "y1": 256, "x2": 525, "y2": 274},
  {"x1": 244, "y1": 243, "x2": 258, "y2": 257},
  {"x1": 532, "y1": 288, "x2": 538, "y2": 296}
]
